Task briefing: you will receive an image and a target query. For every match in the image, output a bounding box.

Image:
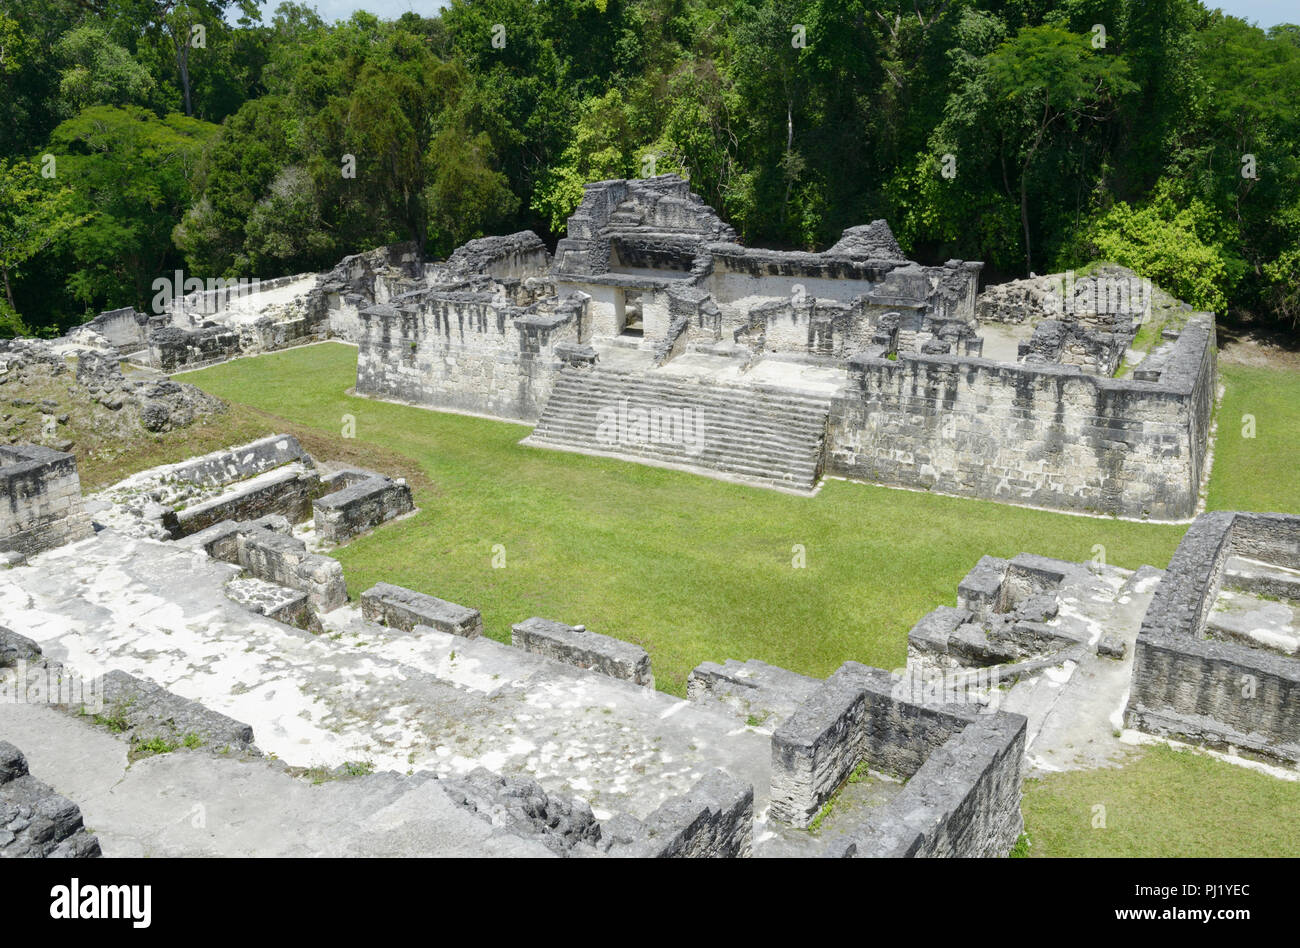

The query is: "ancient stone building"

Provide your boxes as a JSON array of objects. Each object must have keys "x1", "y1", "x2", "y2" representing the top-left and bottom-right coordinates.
[
  {"x1": 61, "y1": 174, "x2": 1217, "y2": 520},
  {"x1": 337, "y1": 175, "x2": 1216, "y2": 519}
]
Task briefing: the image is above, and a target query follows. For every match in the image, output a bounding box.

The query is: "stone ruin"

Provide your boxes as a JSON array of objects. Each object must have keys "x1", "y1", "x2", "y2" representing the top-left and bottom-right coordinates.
[
  {"x1": 53, "y1": 174, "x2": 1218, "y2": 521},
  {"x1": 0, "y1": 444, "x2": 93, "y2": 565},
  {"x1": 1126, "y1": 511, "x2": 1300, "y2": 762},
  {"x1": 2, "y1": 177, "x2": 1290, "y2": 859},
  {"x1": 3, "y1": 423, "x2": 1295, "y2": 857}
]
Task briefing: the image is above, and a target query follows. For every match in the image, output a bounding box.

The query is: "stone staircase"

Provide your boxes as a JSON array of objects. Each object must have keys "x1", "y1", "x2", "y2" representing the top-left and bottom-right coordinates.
[{"x1": 524, "y1": 367, "x2": 832, "y2": 493}]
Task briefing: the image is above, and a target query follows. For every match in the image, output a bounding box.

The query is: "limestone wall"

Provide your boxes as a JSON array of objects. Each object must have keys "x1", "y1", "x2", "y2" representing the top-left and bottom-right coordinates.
[
  {"x1": 736, "y1": 297, "x2": 877, "y2": 359},
  {"x1": 769, "y1": 662, "x2": 976, "y2": 827},
  {"x1": 355, "y1": 293, "x2": 585, "y2": 422},
  {"x1": 166, "y1": 434, "x2": 307, "y2": 486},
  {"x1": 511, "y1": 617, "x2": 654, "y2": 687},
  {"x1": 769, "y1": 661, "x2": 1026, "y2": 855},
  {"x1": 312, "y1": 470, "x2": 413, "y2": 544},
  {"x1": 75, "y1": 307, "x2": 151, "y2": 350},
  {"x1": 0, "y1": 741, "x2": 102, "y2": 857},
  {"x1": 172, "y1": 463, "x2": 321, "y2": 536},
  {"x1": 826, "y1": 315, "x2": 1216, "y2": 520},
  {"x1": 838, "y1": 714, "x2": 1026, "y2": 858},
  {"x1": 0, "y1": 445, "x2": 93, "y2": 559},
  {"x1": 361, "y1": 582, "x2": 483, "y2": 637},
  {"x1": 1126, "y1": 511, "x2": 1300, "y2": 761}
]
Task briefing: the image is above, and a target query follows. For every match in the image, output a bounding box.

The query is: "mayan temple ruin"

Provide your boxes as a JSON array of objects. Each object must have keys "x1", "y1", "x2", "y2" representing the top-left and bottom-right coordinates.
[{"x1": 0, "y1": 175, "x2": 1293, "y2": 862}]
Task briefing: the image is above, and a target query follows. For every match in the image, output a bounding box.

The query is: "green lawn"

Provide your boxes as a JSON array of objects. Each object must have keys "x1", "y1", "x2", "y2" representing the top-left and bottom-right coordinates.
[
  {"x1": 1022, "y1": 744, "x2": 1300, "y2": 857},
  {"x1": 181, "y1": 342, "x2": 1191, "y2": 695},
  {"x1": 1207, "y1": 363, "x2": 1300, "y2": 513},
  {"x1": 177, "y1": 341, "x2": 1300, "y2": 857}
]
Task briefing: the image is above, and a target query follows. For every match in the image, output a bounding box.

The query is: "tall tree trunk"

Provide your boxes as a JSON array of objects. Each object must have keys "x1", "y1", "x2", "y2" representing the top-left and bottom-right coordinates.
[
  {"x1": 1020, "y1": 171, "x2": 1033, "y2": 275},
  {"x1": 178, "y1": 40, "x2": 193, "y2": 117}
]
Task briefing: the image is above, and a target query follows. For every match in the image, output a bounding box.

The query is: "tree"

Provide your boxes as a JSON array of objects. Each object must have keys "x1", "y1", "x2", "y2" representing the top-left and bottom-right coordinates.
[
  {"x1": 985, "y1": 25, "x2": 1134, "y2": 273},
  {"x1": 49, "y1": 105, "x2": 217, "y2": 310},
  {"x1": 54, "y1": 25, "x2": 158, "y2": 115},
  {"x1": 0, "y1": 158, "x2": 88, "y2": 332},
  {"x1": 1083, "y1": 183, "x2": 1241, "y2": 314}
]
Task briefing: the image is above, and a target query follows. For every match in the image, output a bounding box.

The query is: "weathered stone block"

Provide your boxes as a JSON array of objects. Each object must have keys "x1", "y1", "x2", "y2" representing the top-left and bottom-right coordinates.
[
  {"x1": 361, "y1": 582, "x2": 482, "y2": 637},
  {"x1": 510, "y1": 617, "x2": 652, "y2": 687}
]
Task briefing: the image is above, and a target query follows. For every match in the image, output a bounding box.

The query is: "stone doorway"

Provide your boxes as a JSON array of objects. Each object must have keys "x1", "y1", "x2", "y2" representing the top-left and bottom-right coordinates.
[{"x1": 620, "y1": 289, "x2": 644, "y2": 338}]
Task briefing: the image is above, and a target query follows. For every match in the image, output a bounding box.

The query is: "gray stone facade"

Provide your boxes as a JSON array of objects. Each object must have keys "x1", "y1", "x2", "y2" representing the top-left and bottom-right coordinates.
[
  {"x1": 1126, "y1": 511, "x2": 1300, "y2": 761},
  {"x1": 360, "y1": 582, "x2": 483, "y2": 637},
  {"x1": 0, "y1": 445, "x2": 93, "y2": 560},
  {"x1": 511, "y1": 617, "x2": 654, "y2": 687},
  {"x1": 827, "y1": 314, "x2": 1215, "y2": 519}
]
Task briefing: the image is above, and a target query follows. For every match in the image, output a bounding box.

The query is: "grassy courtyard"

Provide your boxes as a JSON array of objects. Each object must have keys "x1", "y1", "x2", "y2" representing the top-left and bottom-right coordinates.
[
  {"x1": 180, "y1": 342, "x2": 1194, "y2": 695},
  {"x1": 1206, "y1": 363, "x2": 1300, "y2": 513},
  {"x1": 1021, "y1": 744, "x2": 1300, "y2": 857},
  {"x1": 173, "y1": 344, "x2": 1300, "y2": 858}
]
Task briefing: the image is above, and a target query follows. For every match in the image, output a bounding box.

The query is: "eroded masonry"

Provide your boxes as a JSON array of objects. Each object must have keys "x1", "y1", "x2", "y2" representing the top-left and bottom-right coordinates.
[
  {"x1": 2, "y1": 422, "x2": 1296, "y2": 858},
  {"x1": 69, "y1": 175, "x2": 1216, "y2": 520},
  {"x1": 3, "y1": 175, "x2": 1291, "y2": 860}
]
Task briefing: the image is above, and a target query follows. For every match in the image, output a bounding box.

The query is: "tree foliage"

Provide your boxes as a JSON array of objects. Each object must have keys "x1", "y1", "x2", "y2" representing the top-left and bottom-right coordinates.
[{"x1": 3, "y1": 0, "x2": 1300, "y2": 335}]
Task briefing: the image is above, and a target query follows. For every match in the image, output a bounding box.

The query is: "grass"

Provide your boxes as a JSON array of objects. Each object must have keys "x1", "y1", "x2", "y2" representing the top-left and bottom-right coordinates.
[
  {"x1": 166, "y1": 342, "x2": 1300, "y2": 856},
  {"x1": 1206, "y1": 363, "x2": 1300, "y2": 514},
  {"x1": 1021, "y1": 744, "x2": 1300, "y2": 856},
  {"x1": 179, "y1": 343, "x2": 1190, "y2": 696}
]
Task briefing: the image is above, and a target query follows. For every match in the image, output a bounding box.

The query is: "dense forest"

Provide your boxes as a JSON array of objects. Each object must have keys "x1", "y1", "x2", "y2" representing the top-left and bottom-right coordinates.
[{"x1": 1, "y1": 0, "x2": 1297, "y2": 337}]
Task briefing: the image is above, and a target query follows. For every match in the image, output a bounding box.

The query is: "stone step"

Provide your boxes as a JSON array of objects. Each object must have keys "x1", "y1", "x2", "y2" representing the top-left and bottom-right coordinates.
[
  {"x1": 532, "y1": 405, "x2": 827, "y2": 451},
  {"x1": 535, "y1": 392, "x2": 826, "y2": 449},
  {"x1": 538, "y1": 387, "x2": 830, "y2": 428},
  {"x1": 569, "y1": 369, "x2": 835, "y2": 412},
  {"x1": 529, "y1": 426, "x2": 823, "y2": 469},
  {"x1": 538, "y1": 383, "x2": 831, "y2": 431},
  {"x1": 525, "y1": 434, "x2": 821, "y2": 486},
  {"x1": 527, "y1": 368, "x2": 831, "y2": 491}
]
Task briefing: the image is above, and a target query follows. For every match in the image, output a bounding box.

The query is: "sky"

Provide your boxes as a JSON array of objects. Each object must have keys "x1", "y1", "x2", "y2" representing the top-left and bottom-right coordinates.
[{"x1": 240, "y1": 0, "x2": 1297, "y2": 29}]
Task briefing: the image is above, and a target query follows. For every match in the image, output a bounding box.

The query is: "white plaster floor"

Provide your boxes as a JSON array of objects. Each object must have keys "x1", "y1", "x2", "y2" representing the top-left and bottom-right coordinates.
[{"x1": 0, "y1": 528, "x2": 772, "y2": 823}]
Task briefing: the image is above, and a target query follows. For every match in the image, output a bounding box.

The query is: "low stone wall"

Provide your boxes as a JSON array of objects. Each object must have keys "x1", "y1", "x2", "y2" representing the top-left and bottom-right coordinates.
[
  {"x1": 225, "y1": 576, "x2": 318, "y2": 632},
  {"x1": 361, "y1": 582, "x2": 482, "y2": 637},
  {"x1": 87, "y1": 670, "x2": 258, "y2": 751},
  {"x1": 603, "y1": 769, "x2": 754, "y2": 858},
  {"x1": 71, "y1": 306, "x2": 153, "y2": 351},
  {"x1": 313, "y1": 469, "x2": 413, "y2": 544},
  {"x1": 770, "y1": 663, "x2": 977, "y2": 827},
  {"x1": 0, "y1": 741, "x2": 102, "y2": 857},
  {"x1": 769, "y1": 661, "x2": 1026, "y2": 855},
  {"x1": 172, "y1": 462, "x2": 320, "y2": 537},
  {"x1": 149, "y1": 323, "x2": 243, "y2": 371},
  {"x1": 510, "y1": 617, "x2": 653, "y2": 687},
  {"x1": 1126, "y1": 511, "x2": 1300, "y2": 761},
  {"x1": 836, "y1": 714, "x2": 1026, "y2": 857},
  {"x1": 167, "y1": 434, "x2": 308, "y2": 486},
  {"x1": 186, "y1": 520, "x2": 347, "y2": 613},
  {"x1": 825, "y1": 315, "x2": 1216, "y2": 520},
  {"x1": 0, "y1": 445, "x2": 93, "y2": 560}
]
